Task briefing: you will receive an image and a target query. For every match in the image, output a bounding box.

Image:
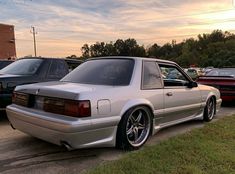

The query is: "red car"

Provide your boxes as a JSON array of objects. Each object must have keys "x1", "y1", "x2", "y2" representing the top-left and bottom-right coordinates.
[{"x1": 197, "y1": 68, "x2": 235, "y2": 102}]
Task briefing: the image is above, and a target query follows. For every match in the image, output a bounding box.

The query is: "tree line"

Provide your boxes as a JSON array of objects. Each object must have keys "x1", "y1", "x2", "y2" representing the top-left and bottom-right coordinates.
[{"x1": 67, "y1": 30, "x2": 235, "y2": 68}]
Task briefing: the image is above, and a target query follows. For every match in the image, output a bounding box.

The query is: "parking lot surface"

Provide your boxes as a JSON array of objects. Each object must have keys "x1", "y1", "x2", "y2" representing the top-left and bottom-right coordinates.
[{"x1": 0, "y1": 105, "x2": 234, "y2": 174}]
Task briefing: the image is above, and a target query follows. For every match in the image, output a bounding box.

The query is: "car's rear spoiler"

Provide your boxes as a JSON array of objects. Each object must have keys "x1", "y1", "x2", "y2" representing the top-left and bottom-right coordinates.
[{"x1": 198, "y1": 76, "x2": 235, "y2": 80}]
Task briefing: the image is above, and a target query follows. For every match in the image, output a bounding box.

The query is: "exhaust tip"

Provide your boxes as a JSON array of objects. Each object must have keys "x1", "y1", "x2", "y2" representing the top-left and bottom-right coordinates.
[{"x1": 60, "y1": 141, "x2": 73, "y2": 151}]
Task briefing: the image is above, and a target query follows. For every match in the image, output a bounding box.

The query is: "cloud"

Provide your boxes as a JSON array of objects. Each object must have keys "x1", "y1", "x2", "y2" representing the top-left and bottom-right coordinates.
[{"x1": 0, "y1": 0, "x2": 234, "y2": 57}]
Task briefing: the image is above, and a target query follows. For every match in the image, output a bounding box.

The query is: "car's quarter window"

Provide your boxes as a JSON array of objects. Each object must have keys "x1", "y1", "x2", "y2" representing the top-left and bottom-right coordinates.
[
  {"x1": 159, "y1": 64, "x2": 189, "y2": 87},
  {"x1": 47, "y1": 60, "x2": 68, "y2": 79},
  {"x1": 142, "y1": 61, "x2": 163, "y2": 89},
  {"x1": 61, "y1": 59, "x2": 134, "y2": 86}
]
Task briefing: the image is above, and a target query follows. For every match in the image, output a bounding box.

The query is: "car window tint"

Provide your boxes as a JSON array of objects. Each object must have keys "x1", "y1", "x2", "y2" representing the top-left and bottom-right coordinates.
[
  {"x1": 62, "y1": 59, "x2": 134, "y2": 86},
  {"x1": 47, "y1": 60, "x2": 68, "y2": 79},
  {"x1": 0, "y1": 59, "x2": 43, "y2": 75},
  {"x1": 159, "y1": 64, "x2": 189, "y2": 87},
  {"x1": 142, "y1": 61, "x2": 162, "y2": 89}
]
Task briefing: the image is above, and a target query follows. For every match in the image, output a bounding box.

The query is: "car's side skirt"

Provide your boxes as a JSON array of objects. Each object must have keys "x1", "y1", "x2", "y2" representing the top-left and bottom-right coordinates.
[{"x1": 152, "y1": 110, "x2": 204, "y2": 135}]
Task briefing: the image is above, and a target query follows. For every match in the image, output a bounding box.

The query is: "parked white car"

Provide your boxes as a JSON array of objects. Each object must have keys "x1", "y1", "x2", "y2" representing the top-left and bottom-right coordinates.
[{"x1": 7, "y1": 57, "x2": 222, "y2": 150}]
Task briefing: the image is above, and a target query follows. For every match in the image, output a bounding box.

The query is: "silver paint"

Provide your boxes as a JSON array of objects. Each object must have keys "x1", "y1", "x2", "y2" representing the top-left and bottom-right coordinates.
[{"x1": 6, "y1": 57, "x2": 222, "y2": 149}]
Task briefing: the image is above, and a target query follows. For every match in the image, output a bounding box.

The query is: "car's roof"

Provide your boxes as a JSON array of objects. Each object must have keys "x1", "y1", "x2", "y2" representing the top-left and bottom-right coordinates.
[
  {"x1": 16, "y1": 57, "x2": 83, "y2": 63},
  {"x1": 86, "y1": 56, "x2": 176, "y2": 65}
]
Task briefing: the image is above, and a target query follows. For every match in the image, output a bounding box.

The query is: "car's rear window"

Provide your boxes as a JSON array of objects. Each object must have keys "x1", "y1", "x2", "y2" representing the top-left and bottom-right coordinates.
[{"x1": 61, "y1": 59, "x2": 135, "y2": 86}]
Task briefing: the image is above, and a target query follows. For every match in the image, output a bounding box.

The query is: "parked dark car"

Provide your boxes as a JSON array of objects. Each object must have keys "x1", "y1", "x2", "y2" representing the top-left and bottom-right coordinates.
[
  {"x1": 197, "y1": 68, "x2": 235, "y2": 102},
  {"x1": 0, "y1": 57, "x2": 82, "y2": 110},
  {"x1": 0, "y1": 60, "x2": 14, "y2": 70}
]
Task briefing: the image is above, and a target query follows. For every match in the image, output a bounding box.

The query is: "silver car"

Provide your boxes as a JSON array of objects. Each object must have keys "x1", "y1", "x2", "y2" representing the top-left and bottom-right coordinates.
[{"x1": 7, "y1": 57, "x2": 222, "y2": 150}]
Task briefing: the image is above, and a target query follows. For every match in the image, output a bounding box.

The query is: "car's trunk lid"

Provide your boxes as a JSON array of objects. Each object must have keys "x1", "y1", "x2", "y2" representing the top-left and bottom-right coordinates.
[
  {"x1": 197, "y1": 76, "x2": 235, "y2": 90},
  {"x1": 15, "y1": 81, "x2": 104, "y2": 100}
]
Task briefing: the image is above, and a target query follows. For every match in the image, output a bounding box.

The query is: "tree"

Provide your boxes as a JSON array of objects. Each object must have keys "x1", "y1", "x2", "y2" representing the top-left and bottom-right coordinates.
[
  {"x1": 81, "y1": 44, "x2": 90, "y2": 58},
  {"x1": 77, "y1": 30, "x2": 235, "y2": 67}
]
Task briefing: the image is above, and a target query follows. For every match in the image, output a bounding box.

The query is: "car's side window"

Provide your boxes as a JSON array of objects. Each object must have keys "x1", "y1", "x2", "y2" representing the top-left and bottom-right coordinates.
[
  {"x1": 47, "y1": 60, "x2": 68, "y2": 79},
  {"x1": 159, "y1": 64, "x2": 189, "y2": 87},
  {"x1": 142, "y1": 61, "x2": 163, "y2": 89}
]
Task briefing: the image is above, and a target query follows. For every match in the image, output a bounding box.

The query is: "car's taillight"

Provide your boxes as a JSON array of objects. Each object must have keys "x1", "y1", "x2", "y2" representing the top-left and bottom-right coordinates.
[
  {"x1": 43, "y1": 98, "x2": 91, "y2": 118},
  {"x1": 12, "y1": 92, "x2": 29, "y2": 107},
  {"x1": 65, "y1": 100, "x2": 91, "y2": 117},
  {"x1": 43, "y1": 98, "x2": 64, "y2": 115}
]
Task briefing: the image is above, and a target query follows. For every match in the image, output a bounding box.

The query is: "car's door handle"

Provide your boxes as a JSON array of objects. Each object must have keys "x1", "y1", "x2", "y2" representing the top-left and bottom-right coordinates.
[{"x1": 166, "y1": 92, "x2": 173, "y2": 96}]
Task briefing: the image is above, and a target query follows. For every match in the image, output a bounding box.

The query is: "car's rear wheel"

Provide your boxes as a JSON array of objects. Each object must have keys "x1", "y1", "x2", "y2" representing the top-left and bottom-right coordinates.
[
  {"x1": 116, "y1": 106, "x2": 152, "y2": 150},
  {"x1": 203, "y1": 97, "x2": 215, "y2": 122}
]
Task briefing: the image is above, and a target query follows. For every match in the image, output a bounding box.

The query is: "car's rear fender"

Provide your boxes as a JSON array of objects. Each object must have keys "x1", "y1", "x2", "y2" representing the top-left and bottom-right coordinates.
[{"x1": 120, "y1": 99, "x2": 154, "y2": 118}]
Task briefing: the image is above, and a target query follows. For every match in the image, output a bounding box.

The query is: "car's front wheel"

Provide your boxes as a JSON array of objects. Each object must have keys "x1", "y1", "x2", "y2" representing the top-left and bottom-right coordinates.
[
  {"x1": 116, "y1": 106, "x2": 152, "y2": 150},
  {"x1": 203, "y1": 97, "x2": 215, "y2": 122}
]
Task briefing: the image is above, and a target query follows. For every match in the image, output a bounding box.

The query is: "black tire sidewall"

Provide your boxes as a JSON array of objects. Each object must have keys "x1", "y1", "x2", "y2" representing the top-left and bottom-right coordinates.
[
  {"x1": 204, "y1": 98, "x2": 215, "y2": 122},
  {"x1": 116, "y1": 106, "x2": 152, "y2": 150}
]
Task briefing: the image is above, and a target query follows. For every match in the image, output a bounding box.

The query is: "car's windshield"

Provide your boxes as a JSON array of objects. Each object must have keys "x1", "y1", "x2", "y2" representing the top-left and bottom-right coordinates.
[
  {"x1": 0, "y1": 59, "x2": 43, "y2": 75},
  {"x1": 61, "y1": 59, "x2": 135, "y2": 86},
  {"x1": 206, "y1": 69, "x2": 235, "y2": 77}
]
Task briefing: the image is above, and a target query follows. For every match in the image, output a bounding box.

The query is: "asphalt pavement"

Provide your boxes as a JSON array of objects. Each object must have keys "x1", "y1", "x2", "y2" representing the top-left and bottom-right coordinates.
[{"x1": 0, "y1": 105, "x2": 234, "y2": 174}]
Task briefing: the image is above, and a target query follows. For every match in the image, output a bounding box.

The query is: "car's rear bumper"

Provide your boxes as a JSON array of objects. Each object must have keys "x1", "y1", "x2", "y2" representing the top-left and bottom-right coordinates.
[
  {"x1": 220, "y1": 91, "x2": 235, "y2": 101},
  {"x1": 7, "y1": 104, "x2": 120, "y2": 149},
  {"x1": 221, "y1": 96, "x2": 235, "y2": 102}
]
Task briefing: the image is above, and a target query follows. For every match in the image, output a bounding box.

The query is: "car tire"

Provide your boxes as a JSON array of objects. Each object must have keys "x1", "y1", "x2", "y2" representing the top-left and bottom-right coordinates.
[
  {"x1": 116, "y1": 106, "x2": 152, "y2": 150},
  {"x1": 203, "y1": 97, "x2": 215, "y2": 122}
]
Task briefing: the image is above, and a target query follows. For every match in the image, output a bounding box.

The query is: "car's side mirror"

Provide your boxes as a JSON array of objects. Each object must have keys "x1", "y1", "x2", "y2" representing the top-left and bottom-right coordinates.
[{"x1": 187, "y1": 81, "x2": 198, "y2": 88}]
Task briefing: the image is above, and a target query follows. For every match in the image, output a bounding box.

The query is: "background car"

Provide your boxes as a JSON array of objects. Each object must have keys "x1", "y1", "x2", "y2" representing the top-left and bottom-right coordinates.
[
  {"x1": 186, "y1": 68, "x2": 204, "y2": 80},
  {"x1": 0, "y1": 60, "x2": 13, "y2": 70},
  {"x1": 0, "y1": 57, "x2": 82, "y2": 110},
  {"x1": 7, "y1": 57, "x2": 221, "y2": 150},
  {"x1": 204, "y1": 66, "x2": 214, "y2": 74},
  {"x1": 197, "y1": 68, "x2": 235, "y2": 102}
]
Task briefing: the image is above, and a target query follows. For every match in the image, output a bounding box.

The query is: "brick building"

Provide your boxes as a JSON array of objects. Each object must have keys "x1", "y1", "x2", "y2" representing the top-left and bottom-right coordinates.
[{"x1": 0, "y1": 24, "x2": 16, "y2": 60}]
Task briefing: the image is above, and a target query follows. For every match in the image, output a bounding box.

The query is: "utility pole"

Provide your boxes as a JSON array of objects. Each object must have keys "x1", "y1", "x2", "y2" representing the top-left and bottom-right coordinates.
[{"x1": 31, "y1": 26, "x2": 37, "y2": 57}]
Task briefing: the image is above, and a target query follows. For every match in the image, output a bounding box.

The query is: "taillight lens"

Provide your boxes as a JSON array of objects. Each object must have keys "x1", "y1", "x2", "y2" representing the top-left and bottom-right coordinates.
[
  {"x1": 43, "y1": 98, "x2": 64, "y2": 115},
  {"x1": 14, "y1": 93, "x2": 91, "y2": 118},
  {"x1": 12, "y1": 92, "x2": 29, "y2": 107},
  {"x1": 43, "y1": 98, "x2": 91, "y2": 118},
  {"x1": 64, "y1": 100, "x2": 91, "y2": 117}
]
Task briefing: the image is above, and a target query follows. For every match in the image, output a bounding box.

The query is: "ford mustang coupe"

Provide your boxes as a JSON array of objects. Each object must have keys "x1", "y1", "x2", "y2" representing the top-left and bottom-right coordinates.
[{"x1": 7, "y1": 57, "x2": 222, "y2": 150}]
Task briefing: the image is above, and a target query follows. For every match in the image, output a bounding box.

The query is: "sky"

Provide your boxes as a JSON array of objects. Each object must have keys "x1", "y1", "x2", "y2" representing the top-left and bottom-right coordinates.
[{"x1": 1, "y1": 0, "x2": 235, "y2": 58}]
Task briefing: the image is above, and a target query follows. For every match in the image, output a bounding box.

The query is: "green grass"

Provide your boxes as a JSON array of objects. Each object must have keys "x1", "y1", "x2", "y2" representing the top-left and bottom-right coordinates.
[{"x1": 86, "y1": 115, "x2": 235, "y2": 174}]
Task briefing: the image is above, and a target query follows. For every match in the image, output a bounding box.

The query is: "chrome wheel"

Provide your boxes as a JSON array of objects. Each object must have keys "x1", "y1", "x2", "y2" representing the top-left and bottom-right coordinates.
[
  {"x1": 207, "y1": 98, "x2": 215, "y2": 120},
  {"x1": 204, "y1": 97, "x2": 216, "y2": 122},
  {"x1": 126, "y1": 108, "x2": 151, "y2": 147}
]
